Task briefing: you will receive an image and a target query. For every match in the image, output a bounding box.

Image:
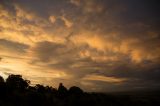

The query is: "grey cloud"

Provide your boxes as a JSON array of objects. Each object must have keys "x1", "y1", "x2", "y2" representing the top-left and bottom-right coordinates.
[
  {"x1": 33, "y1": 41, "x2": 78, "y2": 62},
  {"x1": 0, "y1": 39, "x2": 30, "y2": 53}
]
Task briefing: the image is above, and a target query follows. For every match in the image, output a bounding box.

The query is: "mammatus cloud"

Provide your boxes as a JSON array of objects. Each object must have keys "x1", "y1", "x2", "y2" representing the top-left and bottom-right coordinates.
[{"x1": 0, "y1": 0, "x2": 160, "y2": 92}]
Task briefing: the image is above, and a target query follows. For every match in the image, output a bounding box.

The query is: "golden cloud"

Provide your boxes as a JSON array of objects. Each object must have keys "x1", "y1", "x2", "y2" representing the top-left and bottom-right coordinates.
[
  {"x1": 61, "y1": 16, "x2": 73, "y2": 28},
  {"x1": 82, "y1": 74, "x2": 127, "y2": 83},
  {"x1": 49, "y1": 15, "x2": 56, "y2": 24}
]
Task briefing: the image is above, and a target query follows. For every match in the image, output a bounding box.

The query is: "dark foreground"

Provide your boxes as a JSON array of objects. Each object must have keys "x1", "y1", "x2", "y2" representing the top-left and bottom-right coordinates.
[{"x1": 0, "y1": 75, "x2": 160, "y2": 106}]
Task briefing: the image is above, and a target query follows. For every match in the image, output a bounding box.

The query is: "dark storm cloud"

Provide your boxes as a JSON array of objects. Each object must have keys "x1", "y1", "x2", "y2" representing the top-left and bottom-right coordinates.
[{"x1": 81, "y1": 0, "x2": 160, "y2": 35}]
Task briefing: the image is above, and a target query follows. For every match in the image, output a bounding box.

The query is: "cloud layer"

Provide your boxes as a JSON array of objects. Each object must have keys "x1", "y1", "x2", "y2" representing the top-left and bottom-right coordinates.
[{"x1": 0, "y1": 0, "x2": 160, "y2": 92}]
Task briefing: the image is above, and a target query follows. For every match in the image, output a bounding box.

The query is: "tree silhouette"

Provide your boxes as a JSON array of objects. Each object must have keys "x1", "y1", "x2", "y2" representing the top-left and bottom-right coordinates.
[
  {"x1": 58, "y1": 83, "x2": 68, "y2": 98},
  {"x1": 69, "y1": 86, "x2": 83, "y2": 95},
  {"x1": 0, "y1": 76, "x2": 6, "y2": 98},
  {"x1": 35, "y1": 84, "x2": 46, "y2": 93},
  {"x1": 6, "y1": 75, "x2": 30, "y2": 92},
  {"x1": 0, "y1": 76, "x2": 4, "y2": 83},
  {"x1": 0, "y1": 74, "x2": 159, "y2": 106}
]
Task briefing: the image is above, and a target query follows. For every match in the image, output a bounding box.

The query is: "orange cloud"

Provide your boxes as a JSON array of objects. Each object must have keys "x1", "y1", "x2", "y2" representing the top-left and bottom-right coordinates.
[
  {"x1": 61, "y1": 16, "x2": 73, "y2": 28},
  {"x1": 82, "y1": 74, "x2": 127, "y2": 83},
  {"x1": 71, "y1": 32, "x2": 106, "y2": 51},
  {"x1": 15, "y1": 5, "x2": 36, "y2": 21},
  {"x1": 49, "y1": 15, "x2": 56, "y2": 24}
]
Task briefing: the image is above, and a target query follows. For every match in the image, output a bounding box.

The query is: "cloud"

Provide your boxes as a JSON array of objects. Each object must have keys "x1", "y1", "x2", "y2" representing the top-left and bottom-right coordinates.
[
  {"x1": 119, "y1": 37, "x2": 160, "y2": 63},
  {"x1": 0, "y1": 0, "x2": 160, "y2": 91},
  {"x1": 49, "y1": 15, "x2": 56, "y2": 24},
  {"x1": 0, "y1": 39, "x2": 30, "y2": 54},
  {"x1": 0, "y1": 57, "x2": 2, "y2": 61},
  {"x1": 83, "y1": 0, "x2": 104, "y2": 13},
  {"x1": 15, "y1": 4, "x2": 36, "y2": 21},
  {"x1": 70, "y1": 0, "x2": 104, "y2": 13},
  {"x1": 60, "y1": 16, "x2": 73, "y2": 28},
  {"x1": 32, "y1": 41, "x2": 66, "y2": 62},
  {"x1": 82, "y1": 74, "x2": 127, "y2": 83},
  {"x1": 70, "y1": 0, "x2": 81, "y2": 6},
  {"x1": 0, "y1": 2, "x2": 56, "y2": 46},
  {"x1": 73, "y1": 34, "x2": 106, "y2": 51}
]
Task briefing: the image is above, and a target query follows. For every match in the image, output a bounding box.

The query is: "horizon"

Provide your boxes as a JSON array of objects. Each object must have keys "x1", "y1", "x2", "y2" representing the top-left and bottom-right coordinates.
[
  {"x1": 1, "y1": 74, "x2": 160, "y2": 94},
  {"x1": 0, "y1": 0, "x2": 160, "y2": 92}
]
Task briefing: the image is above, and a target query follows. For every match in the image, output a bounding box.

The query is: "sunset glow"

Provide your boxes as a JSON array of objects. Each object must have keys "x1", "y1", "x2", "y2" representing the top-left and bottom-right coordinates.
[{"x1": 0, "y1": 0, "x2": 160, "y2": 92}]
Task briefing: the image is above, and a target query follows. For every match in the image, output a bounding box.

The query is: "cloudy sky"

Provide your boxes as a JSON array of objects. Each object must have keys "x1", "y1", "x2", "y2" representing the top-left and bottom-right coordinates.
[{"x1": 0, "y1": 0, "x2": 160, "y2": 92}]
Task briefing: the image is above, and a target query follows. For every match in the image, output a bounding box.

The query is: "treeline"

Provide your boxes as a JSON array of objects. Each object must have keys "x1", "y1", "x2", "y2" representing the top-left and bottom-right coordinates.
[{"x1": 0, "y1": 74, "x2": 160, "y2": 106}]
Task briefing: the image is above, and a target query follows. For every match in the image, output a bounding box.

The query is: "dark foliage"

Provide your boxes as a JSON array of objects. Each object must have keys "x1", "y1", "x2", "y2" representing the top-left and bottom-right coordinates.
[{"x1": 0, "y1": 74, "x2": 160, "y2": 106}]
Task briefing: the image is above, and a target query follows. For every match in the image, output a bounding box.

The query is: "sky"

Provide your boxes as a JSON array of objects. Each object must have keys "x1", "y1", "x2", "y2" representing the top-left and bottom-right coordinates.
[{"x1": 0, "y1": 0, "x2": 160, "y2": 92}]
